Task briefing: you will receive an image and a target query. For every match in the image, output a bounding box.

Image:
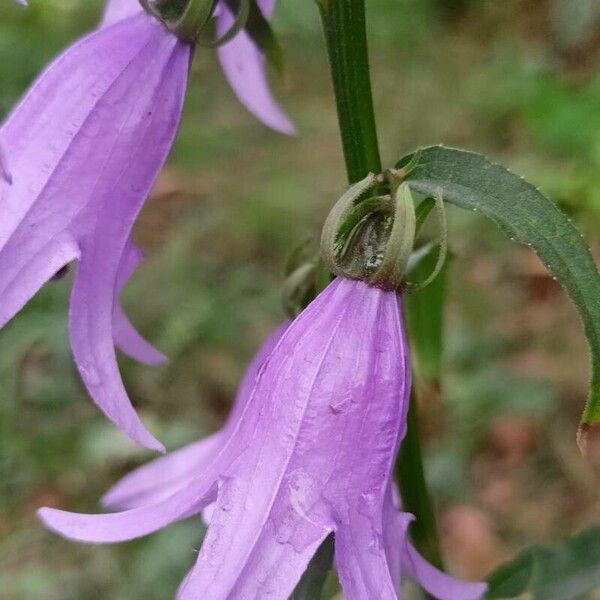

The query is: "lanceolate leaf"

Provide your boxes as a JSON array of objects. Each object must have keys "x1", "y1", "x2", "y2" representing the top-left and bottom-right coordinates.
[
  {"x1": 397, "y1": 145, "x2": 600, "y2": 432},
  {"x1": 486, "y1": 526, "x2": 600, "y2": 599}
]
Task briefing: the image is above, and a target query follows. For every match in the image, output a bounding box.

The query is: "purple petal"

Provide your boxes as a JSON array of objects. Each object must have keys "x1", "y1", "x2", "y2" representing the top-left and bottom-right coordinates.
[
  {"x1": 227, "y1": 320, "x2": 291, "y2": 424},
  {"x1": 256, "y1": 0, "x2": 276, "y2": 18},
  {"x1": 42, "y1": 278, "x2": 420, "y2": 597},
  {"x1": 113, "y1": 303, "x2": 167, "y2": 366},
  {"x1": 0, "y1": 15, "x2": 190, "y2": 450},
  {"x1": 38, "y1": 478, "x2": 218, "y2": 544},
  {"x1": 0, "y1": 233, "x2": 79, "y2": 329},
  {"x1": 335, "y1": 523, "x2": 399, "y2": 599},
  {"x1": 112, "y1": 242, "x2": 167, "y2": 366},
  {"x1": 179, "y1": 508, "x2": 330, "y2": 599},
  {"x1": 63, "y1": 19, "x2": 189, "y2": 452},
  {"x1": 382, "y1": 484, "x2": 413, "y2": 590},
  {"x1": 103, "y1": 321, "x2": 290, "y2": 510},
  {"x1": 177, "y1": 280, "x2": 407, "y2": 597},
  {"x1": 383, "y1": 484, "x2": 487, "y2": 600},
  {"x1": 402, "y1": 542, "x2": 487, "y2": 600},
  {"x1": 217, "y1": 2, "x2": 295, "y2": 134},
  {"x1": 102, "y1": 434, "x2": 224, "y2": 510},
  {"x1": 100, "y1": 0, "x2": 143, "y2": 27}
]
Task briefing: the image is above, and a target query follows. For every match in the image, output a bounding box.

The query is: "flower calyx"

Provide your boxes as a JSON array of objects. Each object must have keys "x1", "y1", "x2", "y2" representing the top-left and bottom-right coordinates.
[
  {"x1": 320, "y1": 162, "x2": 448, "y2": 292},
  {"x1": 140, "y1": 0, "x2": 250, "y2": 45}
]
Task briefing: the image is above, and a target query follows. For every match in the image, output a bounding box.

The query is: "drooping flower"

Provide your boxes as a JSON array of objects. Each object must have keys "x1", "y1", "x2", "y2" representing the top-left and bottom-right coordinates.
[
  {"x1": 0, "y1": 0, "x2": 292, "y2": 451},
  {"x1": 40, "y1": 277, "x2": 486, "y2": 600}
]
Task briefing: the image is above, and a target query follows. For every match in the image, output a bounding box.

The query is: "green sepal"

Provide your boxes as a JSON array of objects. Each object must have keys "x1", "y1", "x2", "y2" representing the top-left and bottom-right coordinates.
[
  {"x1": 142, "y1": 0, "x2": 219, "y2": 42},
  {"x1": 370, "y1": 182, "x2": 416, "y2": 290}
]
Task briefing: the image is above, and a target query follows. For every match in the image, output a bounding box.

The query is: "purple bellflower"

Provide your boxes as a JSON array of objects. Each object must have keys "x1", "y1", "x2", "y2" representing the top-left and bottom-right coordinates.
[
  {"x1": 0, "y1": 0, "x2": 292, "y2": 451},
  {"x1": 40, "y1": 277, "x2": 487, "y2": 600}
]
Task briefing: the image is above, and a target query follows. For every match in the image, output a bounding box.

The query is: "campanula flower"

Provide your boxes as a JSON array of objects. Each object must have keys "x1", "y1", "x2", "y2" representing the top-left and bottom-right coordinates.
[
  {"x1": 0, "y1": 0, "x2": 292, "y2": 451},
  {"x1": 40, "y1": 278, "x2": 486, "y2": 599}
]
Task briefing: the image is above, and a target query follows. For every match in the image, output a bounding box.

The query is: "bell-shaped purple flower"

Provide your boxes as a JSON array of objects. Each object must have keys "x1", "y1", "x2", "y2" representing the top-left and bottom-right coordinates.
[
  {"x1": 0, "y1": 0, "x2": 292, "y2": 451},
  {"x1": 39, "y1": 278, "x2": 486, "y2": 599}
]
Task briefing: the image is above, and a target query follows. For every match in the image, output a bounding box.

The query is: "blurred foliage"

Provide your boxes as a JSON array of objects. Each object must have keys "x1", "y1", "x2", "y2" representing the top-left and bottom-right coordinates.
[
  {"x1": 487, "y1": 526, "x2": 600, "y2": 600},
  {"x1": 0, "y1": 0, "x2": 599, "y2": 598}
]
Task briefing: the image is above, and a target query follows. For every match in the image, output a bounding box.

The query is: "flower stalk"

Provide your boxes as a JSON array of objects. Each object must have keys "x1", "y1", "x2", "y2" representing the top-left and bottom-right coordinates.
[
  {"x1": 315, "y1": 0, "x2": 445, "y2": 582},
  {"x1": 316, "y1": 0, "x2": 382, "y2": 182}
]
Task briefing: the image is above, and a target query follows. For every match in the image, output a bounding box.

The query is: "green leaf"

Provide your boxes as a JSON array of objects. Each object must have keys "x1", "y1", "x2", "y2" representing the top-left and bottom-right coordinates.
[
  {"x1": 486, "y1": 526, "x2": 600, "y2": 599},
  {"x1": 398, "y1": 145, "x2": 600, "y2": 429},
  {"x1": 404, "y1": 246, "x2": 448, "y2": 383}
]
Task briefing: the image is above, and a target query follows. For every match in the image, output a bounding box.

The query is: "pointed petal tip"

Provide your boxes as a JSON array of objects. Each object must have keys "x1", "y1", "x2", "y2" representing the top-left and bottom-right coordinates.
[
  {"x1": 145, "y1": 436, "x2": 167, "y2": 454},
  {"x1": 100, "y1": 489, "x2": 123, "y2": 510},
  {"x1": 271, "y1": 117, "x2": 297, "y2": 136},
  {"x1": 37, "y1": 507, "x2": 85, "y2": 542}
]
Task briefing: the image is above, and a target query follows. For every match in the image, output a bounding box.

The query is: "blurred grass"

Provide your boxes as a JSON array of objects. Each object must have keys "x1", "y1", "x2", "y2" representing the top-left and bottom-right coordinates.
[{"x1": 0, "y1": 0, "x2": 599, "y2": 598}]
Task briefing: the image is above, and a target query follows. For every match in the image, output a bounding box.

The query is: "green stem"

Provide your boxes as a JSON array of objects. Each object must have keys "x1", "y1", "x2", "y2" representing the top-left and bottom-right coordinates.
[
  {"x1": 316, "y1": 0, "x2": 382, "y2": 182},
  {"x1": 396, "y1": 393, "x2": 444, "y2": 570},
  {"x1": 315, "y1": 0, "x2": 445, "y2": 587}
]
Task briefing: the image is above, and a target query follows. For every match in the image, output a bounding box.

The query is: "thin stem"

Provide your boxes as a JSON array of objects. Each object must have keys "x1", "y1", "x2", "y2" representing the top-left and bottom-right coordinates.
[
  {"x1": 316, "y1": 0, "x2": 382, "y2": 182},
  {"x1": 396, "y1": 393, "x2": 444, "y2": 570}
]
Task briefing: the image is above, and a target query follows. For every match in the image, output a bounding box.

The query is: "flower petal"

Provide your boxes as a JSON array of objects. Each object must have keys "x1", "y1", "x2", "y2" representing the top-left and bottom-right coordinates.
[
  {"x1": 383, "y1": 485, "x2": 487, "y2": 600},
  {"x1": 217, "y1": 2, "x2": 294, "y2": 134},
  {"x1": 402, "y1": 542, "x2": 487, "y2": 600},
  {"x1": 64, "y1": 22, "x2": 189, "y2": 451},
  {"x1": 103, "y1": 321, "x2": 290, "y2": 510},
  {"x1": 100, "y1": 0, "x2": 143, "y2": 27},
  {"x1": 382, "y1": 490, "x2": 414, "y2": 591},
  {"x1": 112, "y1": 241, "x2": 167, "y2": 366},
  {"x1": 256, "y1": 0, "x2": 276, "y2": 18},
  {"x1": 0, "y1": 233, "x2": 79, "y2": 329},
  {"x1": 178, "y1": 506, "x2": 330, "y2": 599},
  {"x1": 113, "y1": 303, "x2": 168, "y2": 365},
  {"x1": 102, "y1": 434, "x2": 224, "y2": 510},
  {"x1": 335, "y1": 524, "x2": 399, "y2": 600},
  {"x1": 38, "y1": 478, "x2": 217, "y2": 544},
  {"x1": 0, "y1": 17, "x2": 175, "y2": 251}
]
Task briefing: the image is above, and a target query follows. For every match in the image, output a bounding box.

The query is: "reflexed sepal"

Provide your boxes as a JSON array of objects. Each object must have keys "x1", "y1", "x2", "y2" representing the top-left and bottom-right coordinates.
[
  {"x1": 140, "y1": 0, "x2": 219, "y2": 42},
  {"x1": 320, "y1": 170, "x2": 448, "y2": 291}
]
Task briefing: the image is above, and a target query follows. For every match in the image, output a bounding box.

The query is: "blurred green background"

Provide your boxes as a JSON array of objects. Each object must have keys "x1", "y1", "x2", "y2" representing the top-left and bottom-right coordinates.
[{"x1": 1, "y1": 0, "x2": 599, "y2": 598}]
